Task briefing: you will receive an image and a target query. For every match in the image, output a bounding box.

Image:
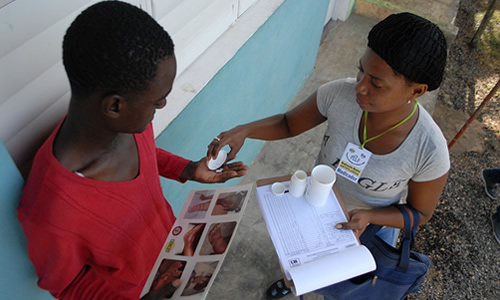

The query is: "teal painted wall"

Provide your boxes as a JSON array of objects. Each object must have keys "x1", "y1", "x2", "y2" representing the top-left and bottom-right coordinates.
[
  {"x1": 0, "y1": 141, "x2": 54, "y2": 299},
  {"x1": 156, "y1": 0, "x2": 330, "y2": 215}
]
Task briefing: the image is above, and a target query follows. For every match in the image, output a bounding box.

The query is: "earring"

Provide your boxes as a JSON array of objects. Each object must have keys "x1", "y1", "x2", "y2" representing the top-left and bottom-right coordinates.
[{"x1": 407, "y1": 99, "x2": 411, "y2": 104}]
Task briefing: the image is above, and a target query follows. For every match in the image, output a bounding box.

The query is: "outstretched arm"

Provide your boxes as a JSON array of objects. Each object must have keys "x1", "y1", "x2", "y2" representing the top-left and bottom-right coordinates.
[
  {"x1": 156, "y1": 140, "x2": 248, "y2": 184},
  {"x1": 207, "y1": 91, "x2": 327, "y2": 161}
]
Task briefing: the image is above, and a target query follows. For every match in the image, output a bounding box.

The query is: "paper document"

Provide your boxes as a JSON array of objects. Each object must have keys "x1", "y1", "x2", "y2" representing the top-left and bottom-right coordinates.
[
  {"x1": 141, "y1": 184, "x2": 253, "y2": 299},
  {"x1": 256, "y1": 180, "x2": 376, "y2": 295}
]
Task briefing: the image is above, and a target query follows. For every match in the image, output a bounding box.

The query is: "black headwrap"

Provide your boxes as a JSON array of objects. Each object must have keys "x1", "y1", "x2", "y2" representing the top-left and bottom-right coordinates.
[{"x1": 368, "y1": 12, "x2": 447, "y2": 91}]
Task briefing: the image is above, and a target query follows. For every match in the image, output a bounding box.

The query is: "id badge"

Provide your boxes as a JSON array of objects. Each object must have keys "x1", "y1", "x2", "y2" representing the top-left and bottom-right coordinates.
[{"x1": 336, "y1": 142, "x2": 372, "y2": 183}]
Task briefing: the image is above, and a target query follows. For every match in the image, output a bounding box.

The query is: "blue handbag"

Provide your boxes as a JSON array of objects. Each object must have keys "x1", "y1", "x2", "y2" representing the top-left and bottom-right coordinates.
[{"x1": 313, "y1": 206, "x2": 431, "y2": 300}]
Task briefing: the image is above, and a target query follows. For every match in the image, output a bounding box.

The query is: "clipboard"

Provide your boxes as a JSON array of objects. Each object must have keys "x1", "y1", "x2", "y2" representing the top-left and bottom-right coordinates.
[{"x1": 256, "y1": 174, "x2": 352, "y2": 289}]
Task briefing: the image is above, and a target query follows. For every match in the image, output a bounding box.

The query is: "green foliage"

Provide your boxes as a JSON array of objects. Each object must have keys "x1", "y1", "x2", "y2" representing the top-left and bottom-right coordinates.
[{"x1": 475, "y1": 4, "x2": 500, "y2": 72}]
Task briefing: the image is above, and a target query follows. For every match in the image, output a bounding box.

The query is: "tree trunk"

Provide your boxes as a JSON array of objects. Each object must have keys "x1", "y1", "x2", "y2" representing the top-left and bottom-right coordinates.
[{"x1": 469, "y1": 0, "x2": 499, "y2": 47}]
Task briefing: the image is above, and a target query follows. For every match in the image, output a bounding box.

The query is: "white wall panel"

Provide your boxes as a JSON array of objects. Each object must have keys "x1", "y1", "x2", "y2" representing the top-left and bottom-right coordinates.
[
  {"x1": 149, "y1": 0, "x2": 184, "y2": 19},
  {"x1": 1, "y1": 14, "x2": 74, "y2": 104},
  {"x1": 0, "y1": 0, "x2": 89, "y2": 57},
  {"x1": 0, "y1": 0, "x2": 262, "y2": 170},
  {"x1": 155, "y1": 0, "x2": 237, "y2": 76},
  {"x1": 0, "y1": 0, "x2": 139, "y2": 170},
  {"x1": 0, "y1": 61, "x2": 68, "y2": 142},
  {"x1": 330, "y1": 0, "x2": 354, "y2": 21},
  {"x1": 6, "y1": 92, "x2": 70, "y2": 174},
  {"x1": 238, "y1": 0, "x2": 258, "y2": 17}
]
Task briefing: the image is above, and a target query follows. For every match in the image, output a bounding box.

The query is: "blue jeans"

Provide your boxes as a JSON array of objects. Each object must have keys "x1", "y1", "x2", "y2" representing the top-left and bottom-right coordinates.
[{"x1": 320, "y1": 226, "x2": 399, "y2": 300}]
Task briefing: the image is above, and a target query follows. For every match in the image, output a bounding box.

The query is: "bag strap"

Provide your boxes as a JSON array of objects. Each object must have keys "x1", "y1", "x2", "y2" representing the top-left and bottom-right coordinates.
[
  {"x1": 359, "y1": 205, "x2": 421, "y2": 272},
  {"x1": 396, "y1": 206, "x2": 411, "y2": 272},
  {"x1": 359, "y1": 223, "x2": 383, "y2": 245},
  {"x1": 395, "y1": 205, "x2": 420, "y2": 272},
  {"x1": 409, "y1": 207, "x2": 420, "y2": 249}
]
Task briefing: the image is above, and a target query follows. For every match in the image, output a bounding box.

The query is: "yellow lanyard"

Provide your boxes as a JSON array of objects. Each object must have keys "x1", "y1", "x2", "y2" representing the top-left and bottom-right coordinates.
[{"x1": 361, "y1": 99, "x2": 418, "y2": 149}]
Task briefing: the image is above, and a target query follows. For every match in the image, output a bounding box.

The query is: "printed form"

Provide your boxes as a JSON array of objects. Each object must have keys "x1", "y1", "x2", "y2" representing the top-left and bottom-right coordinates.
[{"x1": 256, "y1": 181, "x2": 376, "y2": 296}]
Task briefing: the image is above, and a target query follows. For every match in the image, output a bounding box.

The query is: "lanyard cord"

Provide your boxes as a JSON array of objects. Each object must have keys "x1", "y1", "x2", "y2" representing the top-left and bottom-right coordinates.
[{"x1": 361, "y1": 99, "x2": 418, "y2": 149}]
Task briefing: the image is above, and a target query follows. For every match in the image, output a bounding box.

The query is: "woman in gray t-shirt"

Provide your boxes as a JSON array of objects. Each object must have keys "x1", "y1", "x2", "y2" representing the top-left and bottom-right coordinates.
[{"x1": 207, "y1": 12, "x2": 449, "y2": 299}]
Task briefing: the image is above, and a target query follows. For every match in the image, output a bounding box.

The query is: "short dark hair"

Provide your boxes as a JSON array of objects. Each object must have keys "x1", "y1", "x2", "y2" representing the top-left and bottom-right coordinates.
[
  {"x1": 368, "y1": 12, "x2": 447, "y2": 91},
  {"x1": 63, "y1": 1, "x2": 174, "y2": 96}
]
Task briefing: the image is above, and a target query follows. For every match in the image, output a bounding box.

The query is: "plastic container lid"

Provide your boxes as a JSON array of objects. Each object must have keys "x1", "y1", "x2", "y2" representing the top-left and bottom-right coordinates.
[{"x1": 207, "y1": 149, "x2": 227, "y2": 170}]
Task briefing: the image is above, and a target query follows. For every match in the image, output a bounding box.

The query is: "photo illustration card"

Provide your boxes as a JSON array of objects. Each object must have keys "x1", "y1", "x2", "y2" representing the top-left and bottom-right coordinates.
[{"x1": 141, "y1": 183, "x2": 253, "y2": 299}]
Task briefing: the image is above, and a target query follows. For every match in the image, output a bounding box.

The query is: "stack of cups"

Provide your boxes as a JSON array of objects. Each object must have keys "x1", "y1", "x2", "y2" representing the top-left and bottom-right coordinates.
[
  {"x1": 288, "y1": 170, "x2": 308, "y2": 197},
  {"x1": 305, "y1": 164, "x2": 336, "y2": 206}
]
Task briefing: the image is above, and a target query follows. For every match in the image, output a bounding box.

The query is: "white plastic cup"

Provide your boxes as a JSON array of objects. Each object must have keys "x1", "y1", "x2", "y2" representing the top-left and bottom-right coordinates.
[
  {"x1": 289, "y1": 170, "x2": 307, "y2": 197},
  {"x1": 271, "y1": 182, "x2": 285, "y2": 195},
  {"x1": 305, "y1": 165, "x2": 336, "y2": 206}
]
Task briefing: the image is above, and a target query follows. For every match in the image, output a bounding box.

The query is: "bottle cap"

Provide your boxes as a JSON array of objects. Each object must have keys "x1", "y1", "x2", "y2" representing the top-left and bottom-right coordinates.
[{"x1": 207, "y1": 149, "x2": 227, "y2": 170}]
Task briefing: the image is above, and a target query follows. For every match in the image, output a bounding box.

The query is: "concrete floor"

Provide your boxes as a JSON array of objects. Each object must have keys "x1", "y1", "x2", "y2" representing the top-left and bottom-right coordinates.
[{"x1": 206, "y1": 13, "x2": 377, "y2": 300}]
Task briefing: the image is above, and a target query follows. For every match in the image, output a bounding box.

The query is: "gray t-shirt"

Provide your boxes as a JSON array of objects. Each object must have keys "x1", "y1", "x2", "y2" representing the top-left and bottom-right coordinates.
[{"x1": 316, "y1": 78, "x2": 450, "y2": 211}]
